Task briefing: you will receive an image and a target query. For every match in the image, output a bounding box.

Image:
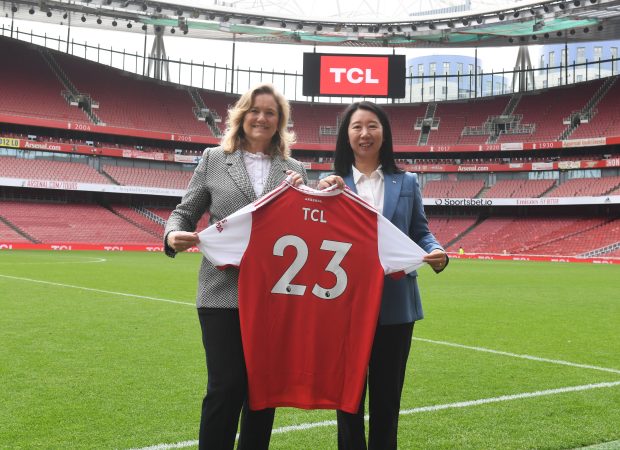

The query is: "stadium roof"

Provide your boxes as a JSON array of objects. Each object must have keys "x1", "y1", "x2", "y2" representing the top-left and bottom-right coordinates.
[{"x1": 2, "y1": 0, "x2": 620, "y2": 48}]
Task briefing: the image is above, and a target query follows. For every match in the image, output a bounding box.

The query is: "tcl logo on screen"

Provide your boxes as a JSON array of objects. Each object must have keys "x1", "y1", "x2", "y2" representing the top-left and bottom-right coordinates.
[
  {"x1": 303, "y1": 53, "x2": 405, "y2": 98},
  {"x1": 319, "y1": 56, "x2": 389, "y2": 96}
]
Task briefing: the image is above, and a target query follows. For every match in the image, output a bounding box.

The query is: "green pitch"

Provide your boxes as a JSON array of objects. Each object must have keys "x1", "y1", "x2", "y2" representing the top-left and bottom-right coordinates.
[{"x1": 1, "y1": 251, "x2": 618, "y2": 449}]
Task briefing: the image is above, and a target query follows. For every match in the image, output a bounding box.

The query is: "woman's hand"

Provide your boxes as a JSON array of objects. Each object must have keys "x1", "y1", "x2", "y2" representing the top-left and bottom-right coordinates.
[
  {"x1": 285, "y1": 170, "x2": 304, "y2": 187},
  {"x1": 167, "y1": 231, "x2": 200, "y2": 253},
  {"x1": 317, "y1": 175, "x2": 345, "y2": 190},
  {"x1": 423, "y1": 249, "x2": 448, "y2": 272}
]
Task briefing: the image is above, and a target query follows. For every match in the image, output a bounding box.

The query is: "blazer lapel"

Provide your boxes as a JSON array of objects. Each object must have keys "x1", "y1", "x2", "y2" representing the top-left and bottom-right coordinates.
[
  {"x1": 382, "y1": 172, "x2": 402, "y2": 222},
  {"x1": 262, "y1": 156, "x2": 288, "y2": 195},
  {"x1": 345, "y1": 171, "x2": 401, "y2": 221},
  {"x1": 225, "y1": 150, "x2": 257, "y2": 203},
  {"x1": 344, "y1": 173, "x2": 357, "y2": 193}
]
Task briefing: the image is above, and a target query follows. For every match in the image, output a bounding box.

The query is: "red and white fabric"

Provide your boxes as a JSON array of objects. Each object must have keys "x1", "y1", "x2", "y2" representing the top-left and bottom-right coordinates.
[{"x1": 197, "y1": 180, "x2": 426, "y2": 413}]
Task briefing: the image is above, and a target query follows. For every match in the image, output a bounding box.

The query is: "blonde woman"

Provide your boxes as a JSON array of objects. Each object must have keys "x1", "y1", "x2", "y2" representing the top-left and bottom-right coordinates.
[{"x1": 165, "y1": 83, "x2": 307, "y2": 450}]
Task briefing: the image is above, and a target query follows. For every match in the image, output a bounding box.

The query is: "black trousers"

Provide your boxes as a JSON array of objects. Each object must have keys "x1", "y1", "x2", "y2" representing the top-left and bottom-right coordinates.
[
  {"x1": 337, "y1": 322, "x2": 415, "y2": 450},
  {"x1": 197, "y1": 308, "x2": 275, "y2": 450}
]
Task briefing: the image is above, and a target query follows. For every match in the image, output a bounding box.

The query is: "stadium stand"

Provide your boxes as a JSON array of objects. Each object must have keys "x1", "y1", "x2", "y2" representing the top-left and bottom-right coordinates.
[
  {"x1": 385, "y1": 104, "x2": 427, "y2": 145},
  {"x1": 447, "y1": 217, "x2": 613, "y2": 255},
  {"x1": 103, "y1": 166, "x2": 192, "y2": 189},
  {"x1": 197, "y1": 90, "x2": 237, "y2": 135},
  {"x1": 518, "y1": 218, "x2": 619, "y2": 256},
  {"x1": 500, "y1": 80, "x2": 604, "y2": 142},
  {"x1": 606, "y1": 248, "x2": 620, "y2": 257},
  {"x1": 289, "y1": 103, "x2": 344, "y2": 144},
  {"x1": 149, "y1": 208, "x2": 173, "y2": 221},
  {"x1": 0, "y1": 156, "x2": 112, "y2": 184},
  {"x1": 430, "y1": 96, "x2": 509, "y2": 145},
  {"x1": 546, "y1": 176, "x2": 620, "y2": 197},
  {"x1": 565, "y1": 77, "x2": 620, "y2": 140},
  {"x1": 0, "y1": 37, "x2": 617, "y2": 260},
  {"x1": 0, "y1": 38, "x2": 89, "y2": 122},
  {"x1": 108, "y1": 204, "x2": 164, "y2": 237},
  {"x1": 482, "y1": 179, "x2": 556, "y2": 198},
  {"x1": 427, "y1": 216, "x2": 478, "y2": 246},
  {"x1": 2, "y1": 36, "x2": 619, "y2": 148},
  {"x1": 0, "y1": 201, "x2": 159, "y2": 243},
  {"x1": 0, "y1": 218, "x2": 32, "y2": 242},
  {"x1": 422, "y1": 179, "x2": 485, "y2": 198},
  {"x1": 53, "y1": 52, "x2": 212, "y2": 136},
  {"x1": 149, "y1": 207, "x2": 210, "y2": 232}
]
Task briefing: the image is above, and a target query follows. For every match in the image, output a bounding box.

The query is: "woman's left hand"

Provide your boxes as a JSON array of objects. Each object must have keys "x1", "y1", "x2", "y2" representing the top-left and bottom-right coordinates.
[
  {"x1": 424, "y1": 249, "x2": 448, "y2": 272},
  {"x1": 286, "y1": 170, "x2": 304, "y2": 187}
]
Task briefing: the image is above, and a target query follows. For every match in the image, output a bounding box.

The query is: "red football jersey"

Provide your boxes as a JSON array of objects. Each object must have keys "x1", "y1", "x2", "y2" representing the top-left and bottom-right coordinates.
[{"x1": 197, "y1": 181, "x2": 426, "y2": 413}]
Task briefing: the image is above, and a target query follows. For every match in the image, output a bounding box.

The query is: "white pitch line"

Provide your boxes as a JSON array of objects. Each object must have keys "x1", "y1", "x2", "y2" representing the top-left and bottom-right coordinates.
[
  {"x1": 0, "y1": 274, "x2": 194, "y2": 306},
  {"x1": 0, "y1": 256, "x2": 107, "y2": 265},
  {"x1": 413, "y1": 337, "x2": 620, "y2": 375},
  {"x1": 132, "y1": 381, "x2": 620, "y2": 450},
  {"x1": 400, "y1": 380, "x2": 620, "y2": 414}
]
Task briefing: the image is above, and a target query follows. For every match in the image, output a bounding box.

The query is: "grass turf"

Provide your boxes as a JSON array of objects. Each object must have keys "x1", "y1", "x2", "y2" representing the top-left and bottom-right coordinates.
[{"x1": 0, "y1": 251, "x2": 618, "y2": 449}]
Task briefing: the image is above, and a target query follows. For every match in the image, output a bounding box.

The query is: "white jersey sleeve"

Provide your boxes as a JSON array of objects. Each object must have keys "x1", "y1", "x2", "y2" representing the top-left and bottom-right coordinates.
[
  {"x1": 197, "y1": 202, "x2": 255, "y2": 268},
  {"x1": 377, "y1": 214, "x2": 427, "y2": 276}
]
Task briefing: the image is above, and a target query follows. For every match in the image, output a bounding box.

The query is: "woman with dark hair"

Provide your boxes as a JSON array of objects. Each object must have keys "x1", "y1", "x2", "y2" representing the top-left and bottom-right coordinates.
[
  {"x1": 165, "y1": 83, "x2": 307, "y2": 450},
  {"x1": 319, "y1": 101, "x2": 448, "y2": 450}
]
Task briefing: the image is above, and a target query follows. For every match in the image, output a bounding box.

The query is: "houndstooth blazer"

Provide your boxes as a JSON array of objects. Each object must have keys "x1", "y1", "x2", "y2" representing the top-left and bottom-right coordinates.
[{"x1": 164, "y1": 146, "x2": 308, "y2": 309}]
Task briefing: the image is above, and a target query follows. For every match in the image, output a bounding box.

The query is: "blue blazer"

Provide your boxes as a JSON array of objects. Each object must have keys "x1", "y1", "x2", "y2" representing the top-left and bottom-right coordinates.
[{"x1": 344, "y1": 171, "x2": 446, "y2": 325}]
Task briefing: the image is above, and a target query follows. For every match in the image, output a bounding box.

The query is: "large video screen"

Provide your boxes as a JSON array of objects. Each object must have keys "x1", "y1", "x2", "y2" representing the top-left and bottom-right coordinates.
[{"x1": 303, "y1": 53, "x2": 406, "y2": 98}]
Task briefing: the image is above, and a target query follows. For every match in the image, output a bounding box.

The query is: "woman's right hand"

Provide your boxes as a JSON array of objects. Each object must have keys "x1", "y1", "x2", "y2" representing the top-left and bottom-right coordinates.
[
  {"x1": 167, "y1": 231, "x2": 200, "y2": 252},
  {"x1": 317, "y1": 175, "x2": 345, "y2": 190}
]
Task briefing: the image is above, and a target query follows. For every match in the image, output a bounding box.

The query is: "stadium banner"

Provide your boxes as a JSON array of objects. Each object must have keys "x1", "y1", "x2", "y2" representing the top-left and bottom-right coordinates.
[
  {"x1": 531, "y1": 162, "x2": 554, "y2": 171},
  {"x1": 0, "y1": 242, "x2": 202, "y2": 252},
  {"x1": 174, "y1": 154, "x2": 201, "y2": 164},
  {"x1": 0, "y1": 243, "x2": 614, "y2": 264},
  {"x1": 605, "y1": 158, "x2": 620, "y2": 168},
  {"x1": 448, "y1": 253, "x2": 618, "y2": 265},
  {"x1": 306, "y1": 159, "x2": 616, "y2": 173},
  {"x1": 0, "y1": 177, "x2": 184, "y2": 197},
  {"x1": 562, "y1": 137, "x2": 606, "y2": 148},
  {"x1": 20, "y1": 140, "x2": 72, "y2": 153},
  {"x1": 2, "y1": 137, "x2": 169, "y2": 161},
  {"x1": 500, "y1": 142, "x2": 524, "y2": 151},
  {"x1": 426, "y1": 196, "x2": 620, "y2": 206},
  {"x1": 0, "y1": 137, "x2": 20, "y2": 148},
  {"x1": 5, "y1": 131, "x2": 620, "y2": 160},
  {"x1": 0, "y1": 115, "x2": 218, "y2": 146},
  {"x1": 122, "y1": 149, "x2": 165, "y2": 160}
]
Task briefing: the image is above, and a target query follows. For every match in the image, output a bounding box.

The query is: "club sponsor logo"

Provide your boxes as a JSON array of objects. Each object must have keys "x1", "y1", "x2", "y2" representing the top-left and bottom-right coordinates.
[
  {"x1": 434, "y1": 198, "x2": 493, "y2": 206},
  {"x1": 51, "y1": 245, "x2": 72, "y2": 250},
  {"x1": 23, "y1": 141, "x2": 62, "y2": 151},
  {"x1": 320, "y1": 56, "x2": 389, "y2": 96}
]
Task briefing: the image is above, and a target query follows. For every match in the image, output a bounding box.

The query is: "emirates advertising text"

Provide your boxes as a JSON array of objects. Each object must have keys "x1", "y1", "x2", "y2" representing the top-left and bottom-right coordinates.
[{"x1": 303, "y1": 53, "x2": 406, "y2": 98}]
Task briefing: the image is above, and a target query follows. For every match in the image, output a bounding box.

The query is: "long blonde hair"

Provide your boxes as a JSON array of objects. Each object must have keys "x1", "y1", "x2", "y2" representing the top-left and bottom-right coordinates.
[{"x1": 220, "y1": 83, "x2": 296, "y2": 158}]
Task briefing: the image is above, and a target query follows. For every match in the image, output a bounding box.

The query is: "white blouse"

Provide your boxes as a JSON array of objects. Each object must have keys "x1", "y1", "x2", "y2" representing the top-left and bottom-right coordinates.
[
  {"x1": 243, "y1": 150, "x2": 272, "y2": 197},
  {"x1": 352, "y1": 165, "x2": 384, "y2": 214}
]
